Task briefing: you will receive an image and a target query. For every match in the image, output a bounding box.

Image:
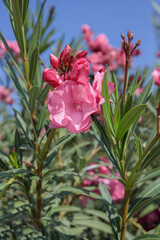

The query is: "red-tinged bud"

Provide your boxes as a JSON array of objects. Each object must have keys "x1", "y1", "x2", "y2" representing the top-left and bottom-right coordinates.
[
  {"x1": 50, "y1": 54, "x2": 61, "y2": 69},
  {"x1": 75, "y1": 50, "x2": 88, "y2": 59},
  {"x1": 60, "y1": 44, "x2": 74, "y2": 67}
]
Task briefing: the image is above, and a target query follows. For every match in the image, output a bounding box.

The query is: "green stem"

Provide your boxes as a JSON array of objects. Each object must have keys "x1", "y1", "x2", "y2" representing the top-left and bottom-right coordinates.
[
  {"x1": 123, "y1": 58, "x2": 129, "y2": 105},
  {"x1": 127, "y1": 133, "x2": 160, "y2": 186},
  {"x1": 121, "y1": 188, "x2": 130, "y2": 240},
  {"x1": 40, "y1": 128, "x2": 55, "y2": 161}
]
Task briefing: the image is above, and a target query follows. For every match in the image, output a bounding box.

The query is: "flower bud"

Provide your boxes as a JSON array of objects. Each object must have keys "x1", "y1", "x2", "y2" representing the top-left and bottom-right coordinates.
[
  {"x1": 50, "y1": 54, "x2": 61, "y2": 69},
  {"x1": 75, "y1": 50, "x2": 88, "y2": 59}
]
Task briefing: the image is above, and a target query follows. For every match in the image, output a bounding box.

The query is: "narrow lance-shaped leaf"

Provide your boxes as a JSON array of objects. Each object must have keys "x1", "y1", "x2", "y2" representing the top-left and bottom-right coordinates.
[
  {"x1": 5, "y1": 58, "x2": 29, "y2": 111},
  {"x1": 29, "y1": 0, "x2": 46, "y2": 57},
  {"x1": 14, "y1": 109, "x2": 34, "y2": 148},
  {"x1": 102, "y1": 72, "x2": 115, "y2": 137},
  {"x1": 11, "y1": 0, "x2": 25, "y2": 55},
  {"x1": 137, "y1": 166, "x2": 160, "y2": 183},
  {"x1": 29, "y1": 85, "x2": 39, "y2": 114},
  {"x1": 99, "y1": 183, "x2": 121, "y2": 240},
  {"x1": 133, "y1": 234, "x2": 160, "y2": 240},
  {"x1": 0, "y1": 178, "x2": 15, "y2": 200},
  {"x1": 140, "y1": 144, "x2": 160, "y2": 170},
  {"x1": 29, "y1": 47, "x2": 39, "y2": 83},
  {"x1": 117, "y1": 104, "x2": 146, "y2": 141},
  {"x1": 128, "y1": 178, "x2": 160, "y2": 219},
  {"x1": 37, "y1": 104, "x2": 47, "y2": 132}
]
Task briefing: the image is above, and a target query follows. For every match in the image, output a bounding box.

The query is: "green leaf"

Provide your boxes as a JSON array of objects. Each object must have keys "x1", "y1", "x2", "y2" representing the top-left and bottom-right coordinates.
[
  {"x1": 47, "y1": 133, "x2": 76, "y2": 158},
  {"x1": 112, "y1": 73, "x2": 119, "y2": 102},
  {"x1": 128, "y1": 71, "x2": 139, "y2": 95},
  {"x1": 37, "y1": 104, "x2": 47, "y2": 132},
  {"x1": 124, "y1": 95, "x2": 133, "y2": 114},
  {"x1": 0, "y1": 178, "x2": 15, "y2": 199},
  {"x1": 113, "y1": 98, "x2": 122, "y2": 133},
  {"x1": 133, "y1": 234, "x2": 160, "y2": 240},
  {"x1": 11, "y1": 0, "x2": 25, "y2": 54},
  {"x1": 72, "y1": 219, "x2": 112, "y2": 234},
  {"x1": 14, "y1": 109, "x2": 34, "y2": 148},
  {"x1": 15, "y1": 129, "x2": 22, "y2": 166},
  {"x1": 29, "y1": 0, "x2": 46, "y2": 57},
  {"x1": 29, "y1": 85, "x2": 39, "y2": 114},
  {"x1": 91, "y1": 116, "x2": 120, "y2": 173},
  {"x1": 134, "y1": 134, "x2": 143, "y2": 158},
  {"x1": 128, "y1": 178, "x2": 160, "y2": 219},
  {"x1": 18, "y1": 0, "x2": 29, "y2": 24},
  {"x1": 37, "y1": 84, "x2": 50, "y2": 105},
  {"x1": 99, "y1": 183, "x2": 121, "y2": 240},
  {"x1": 117, "y1": 104, "x2": 146, "y2": 141},
  {"x1": 135, "y1": 78, "x2": 153, "y2": 106},
  {"x1": 0, "y1": 168, "x2": 31, "y2": 179},
  {"x1": 102, "y1": 72, "x2": 115, "y2": 137},
  {"x1": 5, "y1": 58, "x2": 29, "y2": 111},
  {"x1": 152, "y1": 1, "x2": 160, "y2": 14},
  {"x1": 138, "y1": 166, "x2": 160, "y2": 183},
  {"x1": 140, "y1": 144, "x2": 160, "y2": 170},
  {"x1": 29, "y1": 47, "x2": 39, "y2": 83}
]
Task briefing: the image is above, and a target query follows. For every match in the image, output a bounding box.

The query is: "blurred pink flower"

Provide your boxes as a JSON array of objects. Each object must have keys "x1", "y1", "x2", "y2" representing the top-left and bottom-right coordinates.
[
  {"x1": 0, "y1": 86, "x2": 14, "y2": 104},
  {"x1": 0, "y1": 40, "x2": 20, "y2": 58},
  {"x1": 47, "y1": 80, "x2": 99, "y2": 133},
  {"x1": 138, "y1": 208, "x2": 160, "y2": 230},
  {"x1": 80, "y1": 157, "x2": 124, "y2": 205},
  {"x1": 152, "y1": 68, "x2": 160, "y2": 87}
]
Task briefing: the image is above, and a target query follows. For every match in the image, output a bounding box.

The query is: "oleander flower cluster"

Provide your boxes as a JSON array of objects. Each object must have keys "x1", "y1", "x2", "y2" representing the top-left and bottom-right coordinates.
[
  {"x1": 80, "y1": 157, "x2": 124, "y2": 205},
  {"x1": 82, "y1": 24, "x2": 140, "y2": 73},
  {"x1": 42, "y1": 45, "x2": 115, "y2": 133},
  {"x1": 0, "y1": 86, "x2": 14, "y2": 104}
]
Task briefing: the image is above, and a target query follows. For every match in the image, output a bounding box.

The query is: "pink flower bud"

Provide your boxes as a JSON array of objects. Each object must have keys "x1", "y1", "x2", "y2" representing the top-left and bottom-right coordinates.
[
  {"x1": 50, "y1": 54, "x2": 61, "y2": 69},
  {"x1": 42, "y1": 68, "x2": 62, "y2": 88},
  {"x1": 152, "y1": 68, "x2": 160, "y2": 87},
  {"x1": 75, "y1": 50, "x2": 88, "y2": 59}
]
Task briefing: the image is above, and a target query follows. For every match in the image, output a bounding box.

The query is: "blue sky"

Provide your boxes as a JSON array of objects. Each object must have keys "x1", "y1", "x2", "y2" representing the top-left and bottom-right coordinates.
[{"x1": 0, "y1": 0, "x2": 159, "y2": 71}]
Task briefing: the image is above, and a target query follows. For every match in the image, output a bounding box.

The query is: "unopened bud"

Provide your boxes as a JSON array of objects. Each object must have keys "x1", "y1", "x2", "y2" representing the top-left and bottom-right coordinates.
[
  {"x1": 75, "y1": 50, "x2": 88, "y2": 59},
  {"x1": 121, "y1": 32, "x2": 125, "y2": 40},
  {"x1": 135, "y1": 38, "x2": 142, "y2": 47},
  {"x1": 127, "y1": 30, "x2": 131, "y2": 39},
  {"x1": 131, "y1": 33, "x2": 135, "y2": 40},
  {"x1": 50, "y1": 54, "x2": 61, "y2": 69}
]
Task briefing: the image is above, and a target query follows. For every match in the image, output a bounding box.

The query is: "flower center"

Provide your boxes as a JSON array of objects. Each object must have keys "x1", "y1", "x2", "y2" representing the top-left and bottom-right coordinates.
[{"x1": 71, "y1": 102, "x2": 82, "y2": 111}]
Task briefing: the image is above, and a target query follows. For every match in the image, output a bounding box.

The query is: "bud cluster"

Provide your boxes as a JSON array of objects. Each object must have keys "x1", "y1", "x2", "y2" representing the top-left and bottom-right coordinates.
[{"x1": 121, "y1": 30, "x2": 142, "y2": 60}]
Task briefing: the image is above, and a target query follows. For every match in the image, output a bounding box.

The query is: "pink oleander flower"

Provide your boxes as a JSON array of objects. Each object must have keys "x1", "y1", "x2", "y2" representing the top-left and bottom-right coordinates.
[
  {"x1": 0, "y1": 86, "x2": 14, "y2": 104},
  {"x1": 82, "y1": 24, "x2": 93, "y2": 43},
  {"x1": 138, "y1": 208, "x2": 160, "y2": 230},
  {"x1": 135, "y1": 87, "x2": 143, "y2": 95},
  {"x1": 47, "y1": 80, "x2": 99, "y2": 133},
  {"x1": 70, "y1": 58, "x2": 90, "y2": 83},
  {"x1": 80, "y1": 157, "x2": 124, "y2": 205},
  {"x1": 92, "y1": 71, "x2": 115, "y2": 112},
  {"x1": 152, "y1": 68, "x2": 160, "y2": 87},
  {"x1": 0, "y1": 40, "x2": 20, "y2": 59}
]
